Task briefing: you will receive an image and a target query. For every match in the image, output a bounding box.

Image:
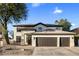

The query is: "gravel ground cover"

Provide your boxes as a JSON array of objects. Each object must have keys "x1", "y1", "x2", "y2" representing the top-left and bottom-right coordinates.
[{"x1": 0, "y1": 45, "x2": 34, "y2": 56}]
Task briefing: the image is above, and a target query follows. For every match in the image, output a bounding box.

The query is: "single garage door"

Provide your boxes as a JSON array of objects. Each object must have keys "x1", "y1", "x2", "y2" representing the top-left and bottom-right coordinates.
[
  {"x1": 60, "y1": 37, "x2": 70, "y2": 47},
  {"x1": 36, "y1": 37, "x2": 57, "y2": 46},
  {"x1": 74, "y1": 39, "x2": 79, "y2": 46}
]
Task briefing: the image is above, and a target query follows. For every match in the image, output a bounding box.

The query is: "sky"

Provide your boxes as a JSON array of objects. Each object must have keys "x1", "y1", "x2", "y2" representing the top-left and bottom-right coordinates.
[{"x1": 8, "y1": 3, "x2": 79, "y2": 31}]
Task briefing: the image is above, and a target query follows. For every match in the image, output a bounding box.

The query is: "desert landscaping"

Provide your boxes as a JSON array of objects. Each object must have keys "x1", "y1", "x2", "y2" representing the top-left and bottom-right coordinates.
[
  {"x1": 0, "y1": 45, "x2": 34, "y2": 56},
  {"x1": 0, "y1": 45, "x2": 79, "y2": 56}
]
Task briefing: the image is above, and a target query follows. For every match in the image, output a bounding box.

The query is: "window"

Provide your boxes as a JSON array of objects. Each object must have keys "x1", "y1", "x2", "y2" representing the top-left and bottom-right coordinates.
[
  {"x1": 45, "y1": 29, "x2": 55, "y2": 31},
  {"x1": 16, "y1": 36, "x2": 21, "y2": 42},
  {"x1": 56, "y1": 27, "x2": 61, "y2": 30},
  {"x1": 38, "y1": 27, "x2": 42, "y2": 32},
  {"x1": 17, "y1": 28, "x2": 21, "y2": 32}
]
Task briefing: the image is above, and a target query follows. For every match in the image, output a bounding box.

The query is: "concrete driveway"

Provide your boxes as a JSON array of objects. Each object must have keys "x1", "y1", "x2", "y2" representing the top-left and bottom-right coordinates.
[{"x1": 32, "y1": 47, "x2": 79, "y2": 56}]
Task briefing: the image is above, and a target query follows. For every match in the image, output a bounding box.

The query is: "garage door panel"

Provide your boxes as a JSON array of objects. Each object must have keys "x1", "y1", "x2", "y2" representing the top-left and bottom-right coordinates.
[
  {"x1": 37, "y1": 37, "x2": 57, "y2": 46},
  {"x1": 60, "y1": 37, "x2": 70, "y2": 47}
]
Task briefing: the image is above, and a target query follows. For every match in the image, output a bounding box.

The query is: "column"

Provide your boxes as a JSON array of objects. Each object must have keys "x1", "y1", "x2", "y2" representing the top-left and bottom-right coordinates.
[
  {"x1": 70, "y1": 37, "x2": 74, "y2": 47},
  {"x1": 14, "y1": 27, "x2": 17, "y2": 41},
  {"x1": 21, "y1": 34, "x2": 25, "y2": 45},
  {"x1": 57, "y1": 37, "x2": 60, "y2": 47},
  {"x1": 32, "y1": 36, "x2": 36, "y2": 47},
  {"x1": 25, "y1": 35, "x2": 28, "y2": 45}
]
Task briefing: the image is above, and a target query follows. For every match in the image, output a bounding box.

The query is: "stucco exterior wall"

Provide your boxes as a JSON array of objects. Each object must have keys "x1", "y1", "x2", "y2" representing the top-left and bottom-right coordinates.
[
  {"x1": 14, "y1": 24, "x2": 63, "y2": 42},
  {"x1": 14, "y1": 27, "x2": 35, "y2": 41}
]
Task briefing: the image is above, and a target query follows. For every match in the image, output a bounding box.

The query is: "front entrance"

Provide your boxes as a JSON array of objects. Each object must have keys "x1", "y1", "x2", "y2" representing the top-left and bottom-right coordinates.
[
  {"x1": 27, "y1": 35, "x2": 32, "y2": 45},
  {"x1": 16, "y1": 36, "x2": 21, "y2": 45},
  {"x1": 36, "y1": 37, "x2": 57, "y2": 46},
  {"x1": 60, "y1": 37, "x2": 70, "y2": 47}
]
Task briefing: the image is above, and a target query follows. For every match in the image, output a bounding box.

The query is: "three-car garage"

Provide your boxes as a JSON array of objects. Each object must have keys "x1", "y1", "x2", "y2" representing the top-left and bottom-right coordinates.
[
  {"x1": 36, "y1": 37, "x2": 70, "y2": 47},
  {"x1": 31, "y1": 31, "x2": 75, "y2": 47}
]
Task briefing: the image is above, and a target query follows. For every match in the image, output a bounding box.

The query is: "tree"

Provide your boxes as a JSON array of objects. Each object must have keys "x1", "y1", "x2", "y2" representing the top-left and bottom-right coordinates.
[
  {"x1": 0, "y1": 3, "x2": 28, "y2": 44},
  {"x1": 55, "y1": 19, "x2": 72, "y2": 31},
  {"x1": 8, "y1": 30, "x2": 14, "y2": 39}
]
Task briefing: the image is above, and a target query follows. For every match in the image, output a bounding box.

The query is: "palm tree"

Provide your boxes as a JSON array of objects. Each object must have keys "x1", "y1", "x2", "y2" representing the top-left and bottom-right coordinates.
[{"x1": 0, "y1": 3, "x2": 28, "y2": 44}]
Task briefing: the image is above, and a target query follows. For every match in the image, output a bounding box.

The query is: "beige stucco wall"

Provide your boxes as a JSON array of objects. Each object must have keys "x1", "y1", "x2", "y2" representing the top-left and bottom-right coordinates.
[
  {"x1": 14, "y1": 27, "x2": 35, "y2": 41},
  {"x1": 70, "y1": 37, "x2": 74, "y2": 47},
  {"x1": 14, "y1": 24, "x2": 62, "y2": 42},
  {"x1": 14, "y1": 27, "x2": 35, "y2": 44},
  {"x1": 14, "y1": 24, "x2": 74, "y2": 47},
  {"x1": 21, "y1": 31, "x2": 35, "y2": 45}
]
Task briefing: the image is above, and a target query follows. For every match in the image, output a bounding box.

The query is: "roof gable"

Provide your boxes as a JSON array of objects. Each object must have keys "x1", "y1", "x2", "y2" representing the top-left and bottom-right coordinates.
[{"x1": 34, "y1": 23, "x2": 47, "y2": 27}]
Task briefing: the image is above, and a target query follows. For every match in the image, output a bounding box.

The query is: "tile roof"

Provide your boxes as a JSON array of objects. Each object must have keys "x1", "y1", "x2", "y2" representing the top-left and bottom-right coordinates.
[
  {"x1": 13, "y1": 22, "x2": 63, "y2": 27},
  {"x1": 25, "y1": 30, "x2": 76, "y2": 35}
]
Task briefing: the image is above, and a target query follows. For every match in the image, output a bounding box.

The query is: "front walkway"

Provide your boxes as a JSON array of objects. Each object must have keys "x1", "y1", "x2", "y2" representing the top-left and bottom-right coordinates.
[{"x1": 32, "y1": 47, "x2": 79, "y2": 56}]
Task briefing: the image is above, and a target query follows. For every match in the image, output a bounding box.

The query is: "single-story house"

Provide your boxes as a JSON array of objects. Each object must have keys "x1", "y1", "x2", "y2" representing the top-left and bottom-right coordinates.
[{"x1": 13, "y1": 23, "x2": 75, "y2": 47}]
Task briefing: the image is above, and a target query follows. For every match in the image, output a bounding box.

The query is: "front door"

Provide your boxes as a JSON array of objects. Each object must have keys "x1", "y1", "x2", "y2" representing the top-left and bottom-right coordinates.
[{"x1": 27, "y1": 35, "x2": 32, "y2": 45}]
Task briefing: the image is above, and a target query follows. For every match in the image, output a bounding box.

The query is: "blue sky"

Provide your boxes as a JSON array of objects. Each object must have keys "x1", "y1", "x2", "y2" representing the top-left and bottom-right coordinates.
[{"x1": 8, "y1": 3, "x2": 79, "y2": 31}]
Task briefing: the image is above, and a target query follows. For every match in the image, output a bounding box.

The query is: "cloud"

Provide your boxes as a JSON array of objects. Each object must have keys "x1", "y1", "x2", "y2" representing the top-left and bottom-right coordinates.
[
  {"x1": 72, "y1": 23, "x2": 75, "y2": 26},
  {"x1": 53, "y1": 7, "x2": 63, "y2": 14},
  {"x1": 32, "y1": 3, "x2": 41, "y2": 7}
]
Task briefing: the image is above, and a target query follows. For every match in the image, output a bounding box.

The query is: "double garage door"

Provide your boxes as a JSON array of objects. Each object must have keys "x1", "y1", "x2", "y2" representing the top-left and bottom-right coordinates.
[{"x1": 36, "y1": 37, "x2": 70, "y2": 47}]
